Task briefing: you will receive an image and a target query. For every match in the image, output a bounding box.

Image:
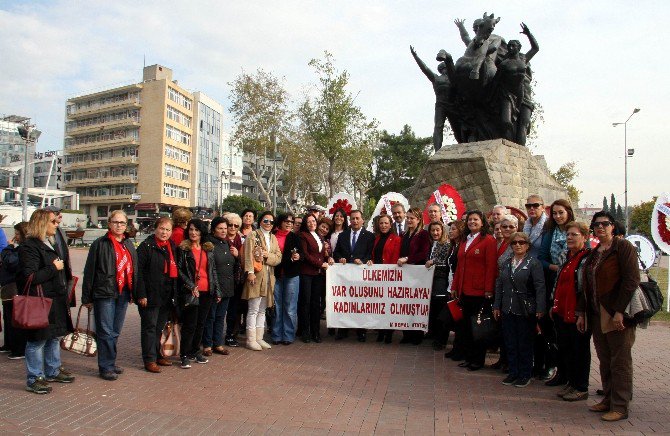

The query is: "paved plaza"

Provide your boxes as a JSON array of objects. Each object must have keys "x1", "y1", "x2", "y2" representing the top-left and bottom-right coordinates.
[{"x1": 0, "y1": 248, "x2": 668, "y2": 435}]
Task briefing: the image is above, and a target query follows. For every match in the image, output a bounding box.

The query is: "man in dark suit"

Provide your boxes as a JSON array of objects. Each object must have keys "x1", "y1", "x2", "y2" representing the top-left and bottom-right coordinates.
[{"x1": 330, "y1": 210, "x2": 375, "y2": 342}]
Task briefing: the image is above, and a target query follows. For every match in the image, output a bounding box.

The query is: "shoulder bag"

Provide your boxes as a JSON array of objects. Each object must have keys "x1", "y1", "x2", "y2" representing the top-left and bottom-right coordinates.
[
  {"x1": 470, "y1": 302, "x2": 499, "y2": 344},
  {"x1": 252, "y1": 233, "x2": 263, "y2": 273},
  {"x1": 160, "y1": 316, "x2": 181, "y2": 357},
  {"x1": 60, "y1": 306, "x2": 97, "y2": 357},
  {"x1": 12, "y1": 274, "x2": 52, "y2": 329}
]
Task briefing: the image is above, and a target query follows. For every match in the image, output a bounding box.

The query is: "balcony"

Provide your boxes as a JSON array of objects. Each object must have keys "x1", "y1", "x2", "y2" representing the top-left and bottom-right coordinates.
[
  {"x1": 64, "y1": 174, "x2": 138, "y2": 188},
  {"x1": 67, "y1": 97, "x2": 141, "y2": 119},
  {"x1": 79, "y1": 194, "x2": 138, "y2": 205},
  {"x1": 65, "y1": 117, "x2": 141, "y2": 136},
  {"x1": 65, "y1": 155, "x2": 138, "y2": 170},
  {"x1": 65, "y1": 137, "x2": 139, "y2": 154}
]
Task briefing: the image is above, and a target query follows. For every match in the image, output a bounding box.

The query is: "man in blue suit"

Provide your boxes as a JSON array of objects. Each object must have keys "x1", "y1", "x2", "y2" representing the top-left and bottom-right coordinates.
[{"x1": 330, "y1": 210, "x2": 375, "y2": 342}]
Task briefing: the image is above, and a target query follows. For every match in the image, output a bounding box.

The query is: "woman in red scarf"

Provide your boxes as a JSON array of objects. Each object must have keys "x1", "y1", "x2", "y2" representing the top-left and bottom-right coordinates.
[
  {"x1": 135, "y1": 217, "x2": 178, "y2": 373},
  {"x1": 82, "y1": 210, "x2": 138, "y2": 381}
]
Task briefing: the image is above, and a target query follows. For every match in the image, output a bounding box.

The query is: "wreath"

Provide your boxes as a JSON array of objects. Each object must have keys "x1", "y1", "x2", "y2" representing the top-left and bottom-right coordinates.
[{"x1": 657, "y1": 202, "x2": 670, "y2": 244}]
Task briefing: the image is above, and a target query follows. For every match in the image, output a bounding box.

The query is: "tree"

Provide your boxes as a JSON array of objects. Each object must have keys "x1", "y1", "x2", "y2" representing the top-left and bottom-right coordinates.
[
  {"x1": 616, "y1": 204, "x2": 624, "y2": 223},
  {"x1": 602, "y1": 196, "x2": 608, "y2": 212},
  {"x1": 299, "y1": 51, "x2": 378, "y2": 199},
  {"x1": 630, "y1": 198, "x2": 656, "y2": 239},
  {"x1": 221, "y1": 195, "x2": 263, "y2": 215},
  {"x1": 228, "y1": 69, "x2": 296, "y2": 212},
  {"x1": 610, "y1": 193, "x2": 617, "y2": 216},
  {"x1": 551, "y1": 161, "x2": 581, "y2": 204},
  {"x1": 369, "y1": 125, "x2": 432, "y2": 201}
]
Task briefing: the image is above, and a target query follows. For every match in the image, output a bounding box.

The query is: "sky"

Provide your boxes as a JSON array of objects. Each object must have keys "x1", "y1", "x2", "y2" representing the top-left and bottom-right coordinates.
[{"x1": 0, "y1": 0, "x2": 667, "y2": 209}]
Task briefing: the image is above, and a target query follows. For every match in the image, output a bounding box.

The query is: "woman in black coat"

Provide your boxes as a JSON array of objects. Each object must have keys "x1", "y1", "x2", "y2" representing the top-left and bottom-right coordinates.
[
  {"x1": 136, "y1": 217, "x2": 178, "y2": 373},
  {"x1": 202, "y1": 216, "x2": 236, "y2": 356},
  {"x1": 19, "y1": 209, "x2": 73, "y2": 394},
  {"x1": 1, "y1": 222, "x2": 28, "y2": 359},
  {"x1": 176, "y1": 219, "x2": 221, "y2": 369}
]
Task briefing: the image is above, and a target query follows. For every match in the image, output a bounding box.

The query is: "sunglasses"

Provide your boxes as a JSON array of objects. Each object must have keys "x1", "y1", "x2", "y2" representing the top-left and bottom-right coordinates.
[
  {"x1": 501, "y1": 225, "x2": 515, "y2": 229},
  {"x1": 285, "y1": 220, "x2": 294, "y2": 224},
  {"x1": 262, "y1": 219, "x2": 274, "y2": 224},
  {"x1": 525, "y1": 203, "x2": 542, "y2": 209},
  {"x1": 230, "y1": 224, "x2": 240, "y2": 228},
  {"x1": 593, "y1": 221, "x2": 612, "y2": 228},
  {"x1": 510, "y1": 240, "x2": 528, "y2": 246}
]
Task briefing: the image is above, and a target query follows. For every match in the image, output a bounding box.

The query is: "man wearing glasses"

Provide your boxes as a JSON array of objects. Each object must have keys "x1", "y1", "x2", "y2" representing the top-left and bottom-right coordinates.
[{"x1": 522, "y1": 195, "x2": 547, "y2": 257}]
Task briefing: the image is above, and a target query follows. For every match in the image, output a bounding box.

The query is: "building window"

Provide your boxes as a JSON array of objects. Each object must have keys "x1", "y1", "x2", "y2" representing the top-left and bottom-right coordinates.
[
  {"x1": 163, "y1": 183, "x2": 189, "y2": 199},
  {"x1": 167, "y1": 87, "x2": 193, "y2": 110},
  {"x1": 164, "y1": 163, "x2": 190, "y2": 181},
  {"x1": 165, "y1": 125, "x2": 191, "y2": 145}
]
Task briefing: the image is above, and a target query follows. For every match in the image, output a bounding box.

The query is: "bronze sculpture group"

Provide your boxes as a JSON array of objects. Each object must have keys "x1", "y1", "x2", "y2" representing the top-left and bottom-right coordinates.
[{"x1": 412, "y1": 13, "x2": 539, "y2": 150}]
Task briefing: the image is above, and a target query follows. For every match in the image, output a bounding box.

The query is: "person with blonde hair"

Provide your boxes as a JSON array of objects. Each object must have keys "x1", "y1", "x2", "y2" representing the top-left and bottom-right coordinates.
[
  {"x1": 171, "y1": 207, "x2": 193, "y2": 245},
  {"x1": 20, "y1": 209, "x2": 72, "y2": 393},
  {"x1": 222, "y1": 212, "x2": 245, "y2": 347},
  {"x1": 82, "y1": 210, "x2": 138, "y2": 381}
]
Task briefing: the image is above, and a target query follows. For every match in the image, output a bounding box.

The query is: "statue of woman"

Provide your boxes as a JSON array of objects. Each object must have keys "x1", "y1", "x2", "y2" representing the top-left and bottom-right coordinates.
[{"x1": 495, "y1": 23, "x2": 538, "y2": 144}]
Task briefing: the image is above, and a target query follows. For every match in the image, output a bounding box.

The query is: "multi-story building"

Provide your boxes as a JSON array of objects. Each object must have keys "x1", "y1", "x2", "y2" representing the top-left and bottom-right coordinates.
[{"x1": 64, "y1": 65, "x2": 225, "y2": 225}]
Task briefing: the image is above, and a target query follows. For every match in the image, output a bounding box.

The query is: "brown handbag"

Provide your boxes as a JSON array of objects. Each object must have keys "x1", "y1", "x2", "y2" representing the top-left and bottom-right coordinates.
[
  {"x1": 252, "y1": 233, "x2": 263, "y2": 273},
  {"x1": 60, "y1": 306, "x2": 97, "y2": 357},
  {"x1": 12, "y1": 274, "x2": 52, "y2": 330}
]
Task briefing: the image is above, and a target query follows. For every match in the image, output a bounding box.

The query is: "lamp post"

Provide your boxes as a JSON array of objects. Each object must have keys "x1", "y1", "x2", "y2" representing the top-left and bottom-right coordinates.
[
  {"x1": 17, "y1": 121, "x2": 41, "y2": 222},
  {"x1": 613, "y1": 107, "x2": 640, "y2": 235}
]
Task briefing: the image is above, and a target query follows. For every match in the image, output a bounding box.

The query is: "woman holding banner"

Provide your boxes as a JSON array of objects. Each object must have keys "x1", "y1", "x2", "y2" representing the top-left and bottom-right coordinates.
[
  {"x1": 397, "y1": 207, "x2": 431, "y2": 345},
  {"x1": 366, "y1": 214, "x2": 401, "y2": 343},
  {"x1": 450, "y1": 210, "x2": 497, "y2": 371}
]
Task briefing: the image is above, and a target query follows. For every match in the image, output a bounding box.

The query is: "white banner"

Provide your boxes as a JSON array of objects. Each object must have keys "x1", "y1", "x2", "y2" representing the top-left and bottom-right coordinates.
[{"x1": 325, "y1": 264, "x2": 435, "y2": 332}]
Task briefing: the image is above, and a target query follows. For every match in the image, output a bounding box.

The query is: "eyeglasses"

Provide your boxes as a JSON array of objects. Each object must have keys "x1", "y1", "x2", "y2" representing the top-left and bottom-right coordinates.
[
  {"x1": 285, "y1": 220, "x2": 294, "y2": 224},
  {"x1": 110, "y1": 221, "x2": 127, "y2": 226},
  {"x1": 566, "y1": 232, "x2": 583, "y2": 237},
  {"x1": 593, "y1": 221, "x2": 612, "y2": 228},
  {"x1": 50, "y1": 220, "x2": 58, "y2": 224},
  {"x1": 510, "y1": 240, "x2": 528, "y2": 246},
  {"x1": 525, "y1": 203, "x2": 543, "y2": 209},
  {"x1": 262, "y1": 219, "x2": 274, "y2": 224},
  {"x1": 501, "y1": 225, "x2": 515, "y2": 229},
  {"x1": 230, "y1": 224, "x2": 240, "y2": 228}
]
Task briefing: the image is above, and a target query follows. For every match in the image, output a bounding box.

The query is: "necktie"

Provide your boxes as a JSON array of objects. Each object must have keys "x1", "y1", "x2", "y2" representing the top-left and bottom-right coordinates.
[
  {"x1": 397, "y1": 223, "x2": 402, "y2": 234},
  {"x1": 352, "y1": 230, "x2": 358, "y2": 249}
]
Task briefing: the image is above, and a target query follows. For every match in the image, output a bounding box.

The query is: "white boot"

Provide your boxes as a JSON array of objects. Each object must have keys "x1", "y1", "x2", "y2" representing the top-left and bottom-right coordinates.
[
  {"x1": 256, "y1": 327, "x2": 272, "y2": 349},
  {"x1": 246, "y1": 329, "x2": 262, "y2": 351}
]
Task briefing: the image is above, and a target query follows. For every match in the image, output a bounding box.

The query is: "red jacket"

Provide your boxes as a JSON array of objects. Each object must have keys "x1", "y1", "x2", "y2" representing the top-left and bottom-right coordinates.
[
  {"x1": 451, "y1": 233, "x2": 497, "y2": 297},
  {"x1": 406, "y1": 229, "x2": 431, "y2": 265},
  {"x1": 371, "y1": 233, "x2": 402, "y2": 264},
  {"x1": 299, "y1": 232, "x2": 328, "y2": 276}
]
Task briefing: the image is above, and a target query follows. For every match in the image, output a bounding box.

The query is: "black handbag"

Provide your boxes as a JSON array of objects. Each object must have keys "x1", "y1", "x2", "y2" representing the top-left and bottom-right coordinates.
[
  {"x1": 470, "y1": 303, "x2": 499, "y2": 344},
  {"x1": 182, "y1": 292, "x2": 199, "y2": 307}
]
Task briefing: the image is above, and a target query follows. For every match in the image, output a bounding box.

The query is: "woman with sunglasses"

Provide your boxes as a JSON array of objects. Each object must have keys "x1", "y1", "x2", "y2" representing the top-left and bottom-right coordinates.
[
  {"x1": 576, "y1": 212, "x2": 639, "y2": 422},
  {"x1": 493, "y1": 232, "x2": 545, "y2": 388},
  {"x1": 551, "y1": 221, "x2": 591, "y2": 402},
  {"x1": 242, "y1": 212, "x2": 282, "y2": 350},
  {"x1": 271, "y1": 214, "x2": 301, "y2": 345},
  {"x1": 450, "y1": 210, "x2": 497, "y2": 371},
  {"x1": 522, "y1": 195, "x2": 547, "y2": 257},
  {"x1": 222, "y1": 213, "x2": 244, "y2": 347}
]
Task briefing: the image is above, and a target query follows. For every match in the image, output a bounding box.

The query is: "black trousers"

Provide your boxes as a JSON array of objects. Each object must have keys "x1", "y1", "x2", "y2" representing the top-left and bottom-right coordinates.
[
  {"x1": 138, "y1": 300, "x2": 172, "y2": 363},
  {"x1": 299, "y1": 274, "x2": 323, "y2": 338},
  {"x1": 460, "y1": 294, "x2": 489, "y2": 367},
  {"x1": 2, "y1": 300, "x2": 26, "y2": 355},
  {"x1": 534, "y1": 312, "x2": 561, "y2": 374},
  {"x1": 554, "y1": 314, "x2": 591, "y2": 392},
  {"x1": 179, "y1": 292, "x2": 213, "y2": 358},
  {"x1": 428, "y1": 295, "x2": 449, "y2": 344},
  {"x1": 226, "y1": 282, "x2": 246, "y2": 337}
]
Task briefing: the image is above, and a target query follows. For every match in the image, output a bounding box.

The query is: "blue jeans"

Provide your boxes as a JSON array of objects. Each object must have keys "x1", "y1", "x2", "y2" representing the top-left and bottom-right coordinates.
[
  {"x1": 272, "y1": 275, "x2": 299, "y2": 342},
  {"x1": 25, "y1": 338, "x2": 61, "y2": 385},
  {"x1": 502, "y1": 313, "x2": 536, "y2": 379},
  {"x1": 93, "y1": 289, "x2": 130, "y2": 373},
  {"x1": 203, "y1": 297, "x2": 230, "y2": 348}
]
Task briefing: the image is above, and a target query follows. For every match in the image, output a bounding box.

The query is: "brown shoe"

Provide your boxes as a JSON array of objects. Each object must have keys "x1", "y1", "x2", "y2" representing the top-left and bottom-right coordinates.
[
  {"x1": 601, "y1": 411, "x2": 628, "y2": 422},
  {"x1": 202, "y1": 348, "x2": 213, "y2": 357},
  {"x1": 588, "y1": 402, "x2": 610, "y2": 413},
  {"x1": 144, "y1": 362, "x2": 161, "y2": 373},
  {"x1": 156, "y1": 358, "x2": 172, "y2": 367},
  {"x1": 213, "y1": 346, "x2": 230, "y2": 355},
  {"x1": 563, "y1": 390, "x2": 589, "y2": 402}
]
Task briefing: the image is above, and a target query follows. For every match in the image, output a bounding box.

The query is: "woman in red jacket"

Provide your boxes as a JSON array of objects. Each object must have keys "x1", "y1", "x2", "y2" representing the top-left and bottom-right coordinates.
[
  {"x1": 366, "y1": 214, "x2": 401, "y2": 343},
  {"x1": 451, "y1": 210, "x2": 497, "y2": 371},
  {"x1": 397, "y1": 207, "x2": 431, "y2": 344}
]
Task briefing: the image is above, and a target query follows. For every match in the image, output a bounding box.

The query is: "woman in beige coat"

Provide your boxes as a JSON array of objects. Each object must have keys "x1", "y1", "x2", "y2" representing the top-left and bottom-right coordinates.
[{"x1": 242, "y1": 211, "x2": 282, "y2": 350}]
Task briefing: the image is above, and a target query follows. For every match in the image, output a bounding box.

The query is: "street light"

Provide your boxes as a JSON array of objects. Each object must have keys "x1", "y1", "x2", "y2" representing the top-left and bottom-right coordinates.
[
  {"x1": 17, "y1": 121, "x2": 41, "y2": 221},
  {"x1": 613, "y1": 107, "x2": 640, "y2": 235}
]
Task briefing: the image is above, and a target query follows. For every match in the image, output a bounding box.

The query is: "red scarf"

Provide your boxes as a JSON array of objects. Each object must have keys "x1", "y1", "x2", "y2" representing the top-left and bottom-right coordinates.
[
  {"x1": 107, "y1": 232, "x2": 133, "y2": 294},
  {"x1": 156, "y1": 239, "x2": 178, "y2": 278},
  {"x1": 552, "y1": 248, "x2": 588, "y2": 322}
]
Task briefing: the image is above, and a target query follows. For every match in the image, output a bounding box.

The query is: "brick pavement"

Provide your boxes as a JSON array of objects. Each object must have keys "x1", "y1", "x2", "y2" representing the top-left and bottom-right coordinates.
[{"x1": 0, "y1": 248, "x2": 668, "y2": 435}]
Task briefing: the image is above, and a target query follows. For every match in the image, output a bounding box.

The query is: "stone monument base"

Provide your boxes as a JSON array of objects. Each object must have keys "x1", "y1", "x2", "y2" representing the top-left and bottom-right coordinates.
[{"x1": 406, "y1": 139, "x2": 568, "y2": 213}]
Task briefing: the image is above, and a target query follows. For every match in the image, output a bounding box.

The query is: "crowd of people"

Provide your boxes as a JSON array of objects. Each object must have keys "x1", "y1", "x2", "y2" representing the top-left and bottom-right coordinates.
[{"x1": 0, "y1": 196, "x2": 642, "y2": 422}]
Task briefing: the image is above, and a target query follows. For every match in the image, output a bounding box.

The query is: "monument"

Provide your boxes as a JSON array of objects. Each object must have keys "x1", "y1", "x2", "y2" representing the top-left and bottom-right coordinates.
[{"x1": 407, "y1": 12, "x2": 567, "y2": 211}]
